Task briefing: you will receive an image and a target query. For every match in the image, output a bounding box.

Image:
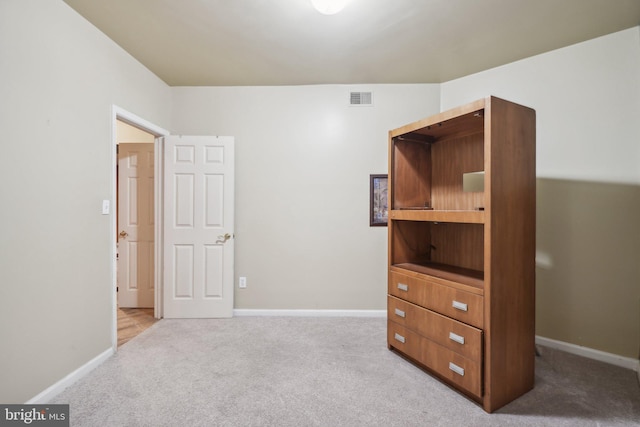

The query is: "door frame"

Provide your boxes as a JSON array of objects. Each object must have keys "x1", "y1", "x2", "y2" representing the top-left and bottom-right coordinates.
[{"x1": 111, "y1": 106, "x2": 169, "y2": 351}]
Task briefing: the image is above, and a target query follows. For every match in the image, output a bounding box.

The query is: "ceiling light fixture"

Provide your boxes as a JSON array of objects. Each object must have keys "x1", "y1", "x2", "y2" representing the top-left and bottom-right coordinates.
[{"x1": 310, "y1": 0, "x2": 351, "y2": 15}]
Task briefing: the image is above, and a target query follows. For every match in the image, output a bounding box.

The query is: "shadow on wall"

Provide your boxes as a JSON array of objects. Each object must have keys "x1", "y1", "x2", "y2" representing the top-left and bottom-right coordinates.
[{"x1": 535, "y1": 178, "x2": 640, "y2": 360}]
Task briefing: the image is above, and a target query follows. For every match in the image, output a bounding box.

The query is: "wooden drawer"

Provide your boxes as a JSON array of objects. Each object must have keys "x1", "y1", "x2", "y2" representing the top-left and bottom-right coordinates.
[
  {"x1": 388, "y1": 296, "x2": 482, "y2": 362},
  {"x1": 388, "y1": 321, "x2": 482, "y2": 398},
  {"x1": 389, "y1": 270, "x2": 483, "y2": 328}
]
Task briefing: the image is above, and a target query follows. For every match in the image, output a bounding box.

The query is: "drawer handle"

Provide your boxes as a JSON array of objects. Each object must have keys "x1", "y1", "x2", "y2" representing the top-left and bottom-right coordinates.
[
  {"x1": 452, "y1": 300, "x2": 468, "y2": 312},
  {"x1": 449, "y1": 332, "x2": 465, "y2": 345},
  {"x1": 394, "y1": 308, "x2": 406, "y2": 318},
  {"x1": 449, "y1": 362, "x2": 465, "y2": 376},
  {"x1": 397, "y1": 283, "x2": 408, "y2": 292},
  {"x1": 394, "y1": 333, "x2": 406, "y2": 344}
]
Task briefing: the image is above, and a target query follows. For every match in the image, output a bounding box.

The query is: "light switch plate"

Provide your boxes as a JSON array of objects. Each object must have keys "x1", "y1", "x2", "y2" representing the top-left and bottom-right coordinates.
[{"x1": 102, "y1": 200, "x2": 110, "y2": 215}]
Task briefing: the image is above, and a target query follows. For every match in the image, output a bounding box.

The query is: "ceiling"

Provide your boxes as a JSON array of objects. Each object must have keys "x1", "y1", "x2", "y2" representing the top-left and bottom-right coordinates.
[{"x1": 63, "y1": 0, "x2": 640, "y2": 87}]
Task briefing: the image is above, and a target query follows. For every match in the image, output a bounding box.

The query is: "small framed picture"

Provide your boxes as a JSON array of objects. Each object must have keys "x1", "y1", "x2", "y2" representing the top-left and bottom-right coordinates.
[{"x1": 370, "y1": 174, "x2": 388, "y2": 226}]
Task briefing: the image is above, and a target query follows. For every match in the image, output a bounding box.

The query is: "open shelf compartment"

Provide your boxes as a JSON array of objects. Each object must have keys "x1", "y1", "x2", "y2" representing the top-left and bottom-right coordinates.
[
  {"x1": 390, "y1": 108, "x2": 486, "y2": 213},
  {"x1": 389, "y1": 220, "x2": 485, "y2": 290}
]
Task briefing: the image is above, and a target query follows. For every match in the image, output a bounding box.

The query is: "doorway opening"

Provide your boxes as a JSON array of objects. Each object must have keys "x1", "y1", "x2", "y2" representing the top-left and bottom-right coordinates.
[
  {"x1": 111, "y1": 106, "x2": 169, "y2": 350},
  {"x1": 116, "y1": 120, "x2": 157, "y2": 346}
]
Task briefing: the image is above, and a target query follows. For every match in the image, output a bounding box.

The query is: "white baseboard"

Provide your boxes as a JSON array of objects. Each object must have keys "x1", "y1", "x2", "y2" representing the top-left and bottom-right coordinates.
[
  {"x1": 26, "y1": 347, "x2": 114, "y2": 404},
  {"x1": 230, "y1": 316, "x2": 639, "y2": 372},
  {"x1": 233, "y1": 309, "x2": 387, "y2": 318},
  {"x1": 536, "y1": 336, "x2": 639, "y2": 372}
]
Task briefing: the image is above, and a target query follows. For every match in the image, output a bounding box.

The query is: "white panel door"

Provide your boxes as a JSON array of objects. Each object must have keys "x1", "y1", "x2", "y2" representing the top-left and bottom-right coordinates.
[
  {"x1": 163, "y1": 136, "x2": 234, "y2": 318},
  {"x1": 118, "y1": 143, "x2": 155, "y2": 308}
]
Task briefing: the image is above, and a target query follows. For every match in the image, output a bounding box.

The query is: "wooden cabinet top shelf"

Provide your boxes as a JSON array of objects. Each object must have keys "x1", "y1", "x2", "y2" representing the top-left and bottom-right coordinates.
[
  {"x1": 390, "y1": 209, "x2": 485, "y2": 224},
  {"x1": 390, "y1": 98, "x2": 485, "y2": 142}
]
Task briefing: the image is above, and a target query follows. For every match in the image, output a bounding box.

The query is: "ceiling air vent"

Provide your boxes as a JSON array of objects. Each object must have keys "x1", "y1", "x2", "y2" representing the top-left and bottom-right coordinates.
[{"x1": 350, "y1": 91, "x2": 373, "y2": 106}]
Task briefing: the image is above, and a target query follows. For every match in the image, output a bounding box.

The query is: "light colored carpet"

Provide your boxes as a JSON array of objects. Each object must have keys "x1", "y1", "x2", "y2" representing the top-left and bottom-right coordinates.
[{"x1": 51, "y1": 317, "x2": 640, "y2": 426}]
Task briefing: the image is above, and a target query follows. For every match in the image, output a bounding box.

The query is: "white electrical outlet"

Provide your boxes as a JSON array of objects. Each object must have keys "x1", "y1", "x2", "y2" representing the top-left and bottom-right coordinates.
[{"x1": 239, "y1": 277, "x2": 247, "y2": 288}]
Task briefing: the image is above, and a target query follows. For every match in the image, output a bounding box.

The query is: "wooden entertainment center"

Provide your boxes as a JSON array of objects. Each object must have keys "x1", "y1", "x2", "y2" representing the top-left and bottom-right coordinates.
[{"x1": 387, "y1": 96, "x2": 536, "y2": 412}]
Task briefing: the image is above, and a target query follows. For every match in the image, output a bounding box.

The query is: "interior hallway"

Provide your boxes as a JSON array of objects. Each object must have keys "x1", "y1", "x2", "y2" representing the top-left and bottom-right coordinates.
[{"x1": 117, "y1": 308, "x2": 157, "y2": 347}]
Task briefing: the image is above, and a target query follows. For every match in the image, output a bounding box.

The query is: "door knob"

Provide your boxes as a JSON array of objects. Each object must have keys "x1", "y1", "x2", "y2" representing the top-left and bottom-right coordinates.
[
  {"x1": 119, "y1": 231, "x2": 128, "y2": 238},
  {"x1": 217, "y1": 233, "x2": 232, "y2": 243}
]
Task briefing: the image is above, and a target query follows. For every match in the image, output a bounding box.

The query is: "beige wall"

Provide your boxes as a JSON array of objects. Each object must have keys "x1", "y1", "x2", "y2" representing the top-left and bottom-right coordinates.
[
  {"x1": 0, "y1": 0, "x2": 171, "y2": 403},
  {"x1": 441, "y1": 27, "x2": 640, "y2": 359},
  {"x1": 117, "y1": 120, "x2": 155, "y2": 143},
  {"x1": 171, "y1": 84, "x2": 440, "y2": 310},
  {"x1": 536, "y1": 179, "x2": 640, "y2": 358}
]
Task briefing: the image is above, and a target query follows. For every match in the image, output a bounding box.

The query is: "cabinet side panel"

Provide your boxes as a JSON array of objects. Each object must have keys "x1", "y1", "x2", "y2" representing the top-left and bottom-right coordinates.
[
  {"x1": 392, "y1": 140, "x2": 431, "y2": 209},
  {"x1": 484, "y1": 97, "x2": 536, "y2": 412}
]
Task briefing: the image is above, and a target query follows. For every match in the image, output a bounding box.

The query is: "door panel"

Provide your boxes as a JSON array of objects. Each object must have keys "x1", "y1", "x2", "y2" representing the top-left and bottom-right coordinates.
[
  {"x1": 163, "y1": 136, "x2": 234, "y2": 318},
  {"x1": 118, "y1": 143, "x2": 155, "y2": 308}
]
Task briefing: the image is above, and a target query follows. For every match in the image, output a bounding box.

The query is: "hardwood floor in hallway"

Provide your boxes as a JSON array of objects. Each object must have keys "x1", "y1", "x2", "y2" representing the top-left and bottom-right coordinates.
[{"x1": 117, "y1": 307, "x2": 158, "y2": 347}]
